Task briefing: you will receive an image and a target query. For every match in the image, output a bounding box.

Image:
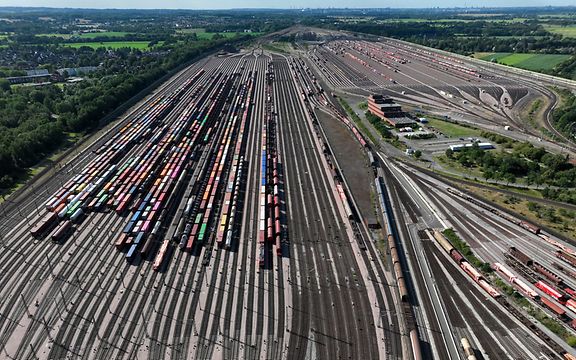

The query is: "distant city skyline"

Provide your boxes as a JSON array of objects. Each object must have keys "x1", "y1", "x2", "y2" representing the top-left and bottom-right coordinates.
[{"x1": 6, "y1": 1, "x2": 576, "y2": 10}]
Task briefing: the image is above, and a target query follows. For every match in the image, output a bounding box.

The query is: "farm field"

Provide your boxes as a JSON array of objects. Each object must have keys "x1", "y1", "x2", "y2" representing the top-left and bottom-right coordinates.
[
  {"x1": 476, "y1": 52, "x2": 571, "y2": 71},
  {"x1": 543, "y1": 24, "x2": 576, "y2": 38}
]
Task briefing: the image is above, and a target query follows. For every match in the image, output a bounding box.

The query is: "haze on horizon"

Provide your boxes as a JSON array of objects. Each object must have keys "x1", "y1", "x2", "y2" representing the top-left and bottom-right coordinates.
[{"x1": 5, "y1": 0, "x2": 576, "y2": 10}]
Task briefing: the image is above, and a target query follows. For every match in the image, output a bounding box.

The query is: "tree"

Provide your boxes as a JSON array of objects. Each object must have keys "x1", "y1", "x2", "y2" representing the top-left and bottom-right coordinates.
[
  {"x1": 0, "y1": 79, "x2": 10, "y2": 92},
  {"x1": 414, "y1": 150, "x2": 422, "y2": 159},
  {"x1": 504, "y1": 173, "x2": 516, "y2": 185}
]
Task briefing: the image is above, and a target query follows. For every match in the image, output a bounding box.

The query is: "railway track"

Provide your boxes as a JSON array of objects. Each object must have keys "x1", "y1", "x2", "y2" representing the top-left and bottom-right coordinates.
[{"x1": 0, "y1": 44, "x2": 401, "y2": 360}]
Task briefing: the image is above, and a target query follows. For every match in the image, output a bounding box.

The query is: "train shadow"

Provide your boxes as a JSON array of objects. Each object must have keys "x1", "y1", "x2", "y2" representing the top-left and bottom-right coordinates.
[
  {"x1": 277, "y1": 161, "x2": 290, "y2": 259},
  {"x1": 419, "y1": 340, "x2": 433, "y2": 360}
]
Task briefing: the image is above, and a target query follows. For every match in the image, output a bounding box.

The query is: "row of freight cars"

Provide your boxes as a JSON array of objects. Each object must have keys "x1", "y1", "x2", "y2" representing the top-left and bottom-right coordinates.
[
  {"x1": 348, "y1": 41, "x2": 405, "y2": 72},
  {"x1": 291, "y1": 51, "x2": 369, "y2": 148},
  {"x1": 290, "y1": 56, "x2": 368, "y2": 230},
  {"x1": 460, "y1": 337, "x2": 478, "y2": 360},
  {"x1": 432, "y1": 230, "x2": 500, "y2": 298},
  {"x1": 170, "y1": 70, "x2": 252, "y2": 256},
  {"x1": 446, "y1": 187, "x2": 576, "y2": 321},
  {"x1": 492, "y1": 260, "x2": 576, "y2": 319},
  {"x1": 114, "y1": 70, "x2": 236, "y2": 268},
  {"x1": 289, "y1": 57, "x2": 326, "y2": 101},
  {"x1": 32, "y1": 59, "x2": 282, "y2": 272},
  {"x1": 381, "y1": 39, "x2": 482, "y2": 79},
  {"x1": 301, "y1": 49, "x2": 424, "y2": 358},
  {"x1": 373, "y1": 168, "x2": 421, "y2": 360},
  {"x1": 291, "y1": 53, "x2": 423, "y2": 359},
  {"x1": 342, "y1": 49, "x2": 397, "y2": 84},
  {"x1": 159, "y1": 64, "x2": 269, "y2": 269},
  {"x1": 434, "y1": 232, "x2": 576, "y2": 359},
  {"x1": 256, "y1": 62, "x2": 283, "y2": 268},
  {"x1": 31, "y1": 70, "x2": 205, "y2": 243},
  {"x1": 507, "y1": 247, "x2": 576, "y2": 326},
  {"x1": 319, "y1": 92, "x2": 368, "y2": 148},
  {"x1": 289, "y1": 56, "x2": 359, "y2": 224},
  {"x1": 489, "y1": 246, "x2": 576, "y2": 360}
]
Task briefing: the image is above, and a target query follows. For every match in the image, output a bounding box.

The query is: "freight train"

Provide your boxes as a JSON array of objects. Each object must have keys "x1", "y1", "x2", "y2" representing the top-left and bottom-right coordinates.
[
  {"x1": 432, "y1": 230, "x2": 500, "y2": 298},
  {"x1": 373, "y1": 169, "x2": 421, "y2": 359}
]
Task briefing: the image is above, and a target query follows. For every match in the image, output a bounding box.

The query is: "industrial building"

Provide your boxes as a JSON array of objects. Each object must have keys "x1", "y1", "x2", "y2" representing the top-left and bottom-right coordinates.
[
  {"x1": 367, "y1": 94, "x2": 416, "y2": 128},
  {"x1": 449, "y1": 142, "x2": 495, "y2": 151}
]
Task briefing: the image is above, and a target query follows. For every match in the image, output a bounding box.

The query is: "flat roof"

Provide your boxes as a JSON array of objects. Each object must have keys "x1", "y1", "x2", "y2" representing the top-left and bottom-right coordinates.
[{"x1": 387, "y1": 116, "x2": 416, "y2": 126}]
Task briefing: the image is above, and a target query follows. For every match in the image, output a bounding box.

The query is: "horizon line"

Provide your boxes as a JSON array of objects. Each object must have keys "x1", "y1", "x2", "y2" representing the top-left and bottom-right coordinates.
[{"x1": 1, "y1": 5, "x2": 576, "y2": 11}]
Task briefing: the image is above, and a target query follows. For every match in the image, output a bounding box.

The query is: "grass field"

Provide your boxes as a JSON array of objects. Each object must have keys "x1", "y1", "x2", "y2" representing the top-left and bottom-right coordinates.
[
  {"x1": 262, "y1": 42, "x2": 292, "y2": 53},
  {"x1": 477, "y1": 52, "x2": 571, "y2": 71},
  {"x1": 426, "y1": 118, "x2": 482, "y2": 138},
  {"x1": 543, "y1": 24, "x2": 576, "y2": 38},
  {"x1": 196, "y1": 32, "x2": 238, "y2": 40},
  {"x1": 61, "y1": 41, "x2": 154, "y2": 49}
]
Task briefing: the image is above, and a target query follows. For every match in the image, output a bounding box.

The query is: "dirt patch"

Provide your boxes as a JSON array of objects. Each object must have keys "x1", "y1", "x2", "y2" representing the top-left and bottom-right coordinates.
[{"x1": 316, "y1": 110, "x2": 376, "y2": 222}]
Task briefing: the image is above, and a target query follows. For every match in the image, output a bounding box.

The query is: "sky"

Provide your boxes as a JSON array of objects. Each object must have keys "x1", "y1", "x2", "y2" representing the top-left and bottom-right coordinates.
[{"x1": 7, "y1": 0, "x2": 576, "y2": 9}]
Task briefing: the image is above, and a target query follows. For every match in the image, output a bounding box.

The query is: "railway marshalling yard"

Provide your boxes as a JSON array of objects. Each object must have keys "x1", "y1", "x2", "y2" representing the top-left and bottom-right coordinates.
[{"x1": 1, "y1": 30, "x2": 576, "y2": 360}]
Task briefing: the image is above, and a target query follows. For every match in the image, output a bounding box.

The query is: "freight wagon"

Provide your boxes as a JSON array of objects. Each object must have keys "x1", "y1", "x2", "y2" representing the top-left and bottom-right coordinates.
[
  {"x1": 30, "y1": 212, "x2": 58, "y2": 237},
  {"x1": 535, "y1": 281, "x2": 566, "y2": 303},
  {"x1": 533, "y1": 263, "x2": 563, "y2": 286},
  {"x1": 508, "y1": 247, "x2": 533, "y2": 266},
  {"x1": 520, "y1": 221, "x2": 540, "y2": 234},
  {"x1": 460, "y1": 337, "x2": 477, "y2": 360},
  {"x1": 51, "y1": 220, "x2": 72, "y2": 242},
  {"x1": 556, "y1": 250, "x2": 576, "y2": 269},
  {"x1": 541, "y1": 297, "x2": 566, "y2": 318}
]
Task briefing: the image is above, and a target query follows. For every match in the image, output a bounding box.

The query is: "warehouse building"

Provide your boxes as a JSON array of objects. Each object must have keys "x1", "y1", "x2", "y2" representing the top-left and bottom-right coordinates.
[{"x1": 449, "y1": 142, "x2": 495, "y2": 151}]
